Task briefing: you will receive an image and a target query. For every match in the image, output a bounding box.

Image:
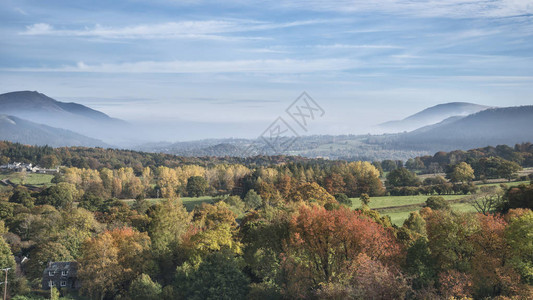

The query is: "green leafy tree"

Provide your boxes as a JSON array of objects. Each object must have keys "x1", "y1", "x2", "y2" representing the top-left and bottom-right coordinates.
[
  {"x1": 25, "y1": 242, "x2": 73, "y2": 284},
  {"x1": 129, "y1": 274, "x2": 162, "y2": 300},
  {"x1": 38, "y1": 182, "x2": 81, "y2": 209},
  {"x1": 187, "y1": 176, "x2": 209, "y2": 197},
  {"x1": 177, "y1": 252, "x2": 250, "y2": 300},
  {"x1": 405, "y1": 237, "x2": 437, "y2": 290},
  {"x1": 386, "y1": 167, "x2": 420, "y2": 187},
  {"x1": 9, "y1": 186, "x2": 34, "y2": 208},
  {"x1": 334, "y1": 193, "x2": 351, "y2": 207},
  {"x1": 243, "y1": 189, "x2": 262, "y2": 210},
  {"x1": 425, "y1": 210, "x2": 479, "y2": 273},
  {"x1": 497, "y1": 160, "x2": 521, "y2": 181}
]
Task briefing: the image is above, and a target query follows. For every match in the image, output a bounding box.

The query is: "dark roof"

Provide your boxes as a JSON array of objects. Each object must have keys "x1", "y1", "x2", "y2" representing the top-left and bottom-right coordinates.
[{"x1": 43, "y1": 261, "x2": 78, "y2": 277}]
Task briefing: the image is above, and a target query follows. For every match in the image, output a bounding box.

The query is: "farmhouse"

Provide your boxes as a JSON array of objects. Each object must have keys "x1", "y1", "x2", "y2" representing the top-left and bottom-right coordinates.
[
  {"x1": 0, "y1": 162, "x2": 58, "y2": 174},
  {"x1": 41, "y1": 262, "x2": 80, "y2": 290}
]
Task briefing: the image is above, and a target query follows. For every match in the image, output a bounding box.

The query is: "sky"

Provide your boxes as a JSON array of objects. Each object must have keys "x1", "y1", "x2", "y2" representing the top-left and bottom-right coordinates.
[{"x1": 1, "y1": 0, "x2": 532, "y2": 141}]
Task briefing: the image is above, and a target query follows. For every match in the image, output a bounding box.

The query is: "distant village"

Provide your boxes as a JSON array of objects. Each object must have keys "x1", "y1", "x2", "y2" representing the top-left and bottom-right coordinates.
[{"x1": 0, "y1": 162, "x2": 58, "y2": 174}]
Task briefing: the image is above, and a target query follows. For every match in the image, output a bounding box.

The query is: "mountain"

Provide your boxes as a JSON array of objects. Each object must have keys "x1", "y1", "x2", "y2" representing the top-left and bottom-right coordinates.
[
  {"x1": 0, "y1": 91, "x2": 127, "y2": 144},
  {"x1": 378, "y1": 102, "x2": 490, "y2": 133},
  {"x1": 0, "y1": 115, "x2": 109, "y2": 147},
  {"x1": 388, "y1": 106, "x2": 533, "y2": 152}
]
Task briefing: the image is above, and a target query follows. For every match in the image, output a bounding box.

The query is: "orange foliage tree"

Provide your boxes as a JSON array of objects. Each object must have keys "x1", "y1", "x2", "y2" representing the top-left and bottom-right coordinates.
[{"x1": 282, "y1": 205, "x2": 402, "y2": 297}]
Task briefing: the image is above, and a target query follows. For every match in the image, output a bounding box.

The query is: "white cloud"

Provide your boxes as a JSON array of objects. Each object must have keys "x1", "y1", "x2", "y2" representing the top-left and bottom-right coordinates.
[
  {"x1": 20, "y1": 19, "x2": 325, "y2": 39},
  {"x1": 5, "y1": 58, "x2": 359, "y2": 74},
  {"x1": 24, "y1": 23, "x2": 53, "y2": 35}
]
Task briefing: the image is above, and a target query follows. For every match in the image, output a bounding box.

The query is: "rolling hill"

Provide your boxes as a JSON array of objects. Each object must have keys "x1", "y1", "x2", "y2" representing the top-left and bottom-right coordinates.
[
  {"x1": 0, "y1": 115, "x2": 109, "y2": 147},
  {"x1": 378, "y1": 102, "x2": 490, "y2": 133}
]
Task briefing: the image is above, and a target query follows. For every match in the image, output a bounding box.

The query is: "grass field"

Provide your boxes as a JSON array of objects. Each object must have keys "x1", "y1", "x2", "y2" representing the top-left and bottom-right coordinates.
[
  {"x1": 380, "y1": 201, "x2": 478, "y2": 226},
  {"x1": 350, "y1": 194, "x2": 465, "y2": 210},
  {"x1": 349, "y1": 194, "x2": 470, "y2": 226},
  {"x1": 0, "y1": 172, "x2": 54, "y2": 186}
]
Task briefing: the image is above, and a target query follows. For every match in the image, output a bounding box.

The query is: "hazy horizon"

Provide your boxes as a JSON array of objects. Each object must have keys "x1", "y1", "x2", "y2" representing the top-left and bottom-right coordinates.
[{"x1": 1, "y1": 1, "x2": 533, "y2": 141}]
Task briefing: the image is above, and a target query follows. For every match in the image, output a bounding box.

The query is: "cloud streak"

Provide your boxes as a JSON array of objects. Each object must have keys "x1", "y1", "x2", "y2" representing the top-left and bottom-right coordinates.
[
  {"x1": 5, "y1": 58, "x2": 359, "y2": 74},
  {"x1": 20, "y1": 19, "x2": 325, "y2": 40},
  {"x1": 279, "y1": 0, "x2": 533, "y2": 19}
]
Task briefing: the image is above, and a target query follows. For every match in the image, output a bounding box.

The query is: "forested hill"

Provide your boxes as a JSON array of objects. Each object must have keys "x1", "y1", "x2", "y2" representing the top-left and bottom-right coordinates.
[
  {"x1": 0, "y1": 141, "x2": 318, "y2": 170},
  {"x1": 1, "y1": 140, "x2": 533, "y2": 172}
]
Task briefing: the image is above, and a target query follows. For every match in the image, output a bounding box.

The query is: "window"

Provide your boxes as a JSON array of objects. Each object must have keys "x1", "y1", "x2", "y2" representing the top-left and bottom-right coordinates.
[
  {"x1": 60, "y1": 281, "x2": 67, "y2": 287},
  {"x1": 48, "y1": 271, "x2": 55, "y2": 276},
  {"x1": 62, "y1": 270, "x2": 68, "y2": 276},
  {"x1": 48, "y1": 281, "x2": 55, "y2": 287}
]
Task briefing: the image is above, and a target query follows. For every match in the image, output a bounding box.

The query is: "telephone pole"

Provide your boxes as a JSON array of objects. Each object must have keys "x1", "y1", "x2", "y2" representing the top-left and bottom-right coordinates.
[{"x1": 1, "y1": 268, "x2": 10, "y2": 300}]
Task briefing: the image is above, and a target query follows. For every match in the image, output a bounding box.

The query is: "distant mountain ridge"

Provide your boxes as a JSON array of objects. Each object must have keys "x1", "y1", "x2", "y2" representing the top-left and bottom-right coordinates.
[
  {"x1": 0, "y1": 91, "x2": 122, "y2": 122},
  {"x1": 0, "y1": 114, "x2": 109, "y2": 147},
  {"x1": 378, "y1": 102, "x2": 491, "y2": 133},
  {"x1": 389, "y1": 105, "x2": 533, "y2": 151},
  {"x1": 0, "y1": 91, "x2": 127, "y2": 144}
]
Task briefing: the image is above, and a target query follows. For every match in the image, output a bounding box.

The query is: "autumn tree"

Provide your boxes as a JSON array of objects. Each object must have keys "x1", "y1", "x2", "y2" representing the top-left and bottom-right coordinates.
[
  {"x1": 447, "y1": 162, "x2": 475, "y2": 183},
  {"x1": 505, "y1": 209, "x2": 533, "y2": 285},
  {"x1": 469, "y1": 213, "x2": 527, "y2": 298},
  {"x1": 78, "y1": 228, "x2": 152, "y2": 299},
  {"x1": 183, "y1": 202, "x2": 241, "y2": 261},
  {"x1": 0, "y1": 236, "x2": 16, "y2": 296},
  {"x1": 156, "y1": 166, "x2": 179, "y2": 199},
  {"x1": 287, "y1": 182, "x2": 336, "y2": 206},
  {"x1": 148, "y1": 199, "x2": 190, "y2": 283},
  {"x1": 501, "y1": 183, "x2": 533, "y2": 211},
  {"x1": 346, "y1": 161, "x2": 384, "y2": 196},
  {"x1": 282, "y1": 205, "x2": 402, "y2": 297}
]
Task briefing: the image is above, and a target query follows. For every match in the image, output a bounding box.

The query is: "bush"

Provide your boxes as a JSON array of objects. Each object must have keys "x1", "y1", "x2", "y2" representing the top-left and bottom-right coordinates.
[
  {"x1": 334, "y1": 193, "x2": 352, "y2": 207},
  {"x1": 425, "y1": 196, "x2": 450, "y2": 210}
]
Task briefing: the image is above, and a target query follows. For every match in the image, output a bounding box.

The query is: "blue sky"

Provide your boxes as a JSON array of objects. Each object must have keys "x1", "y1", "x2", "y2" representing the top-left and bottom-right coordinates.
[{"x1": 1, "y1": 0, "x2": 532, "y2": 140}]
